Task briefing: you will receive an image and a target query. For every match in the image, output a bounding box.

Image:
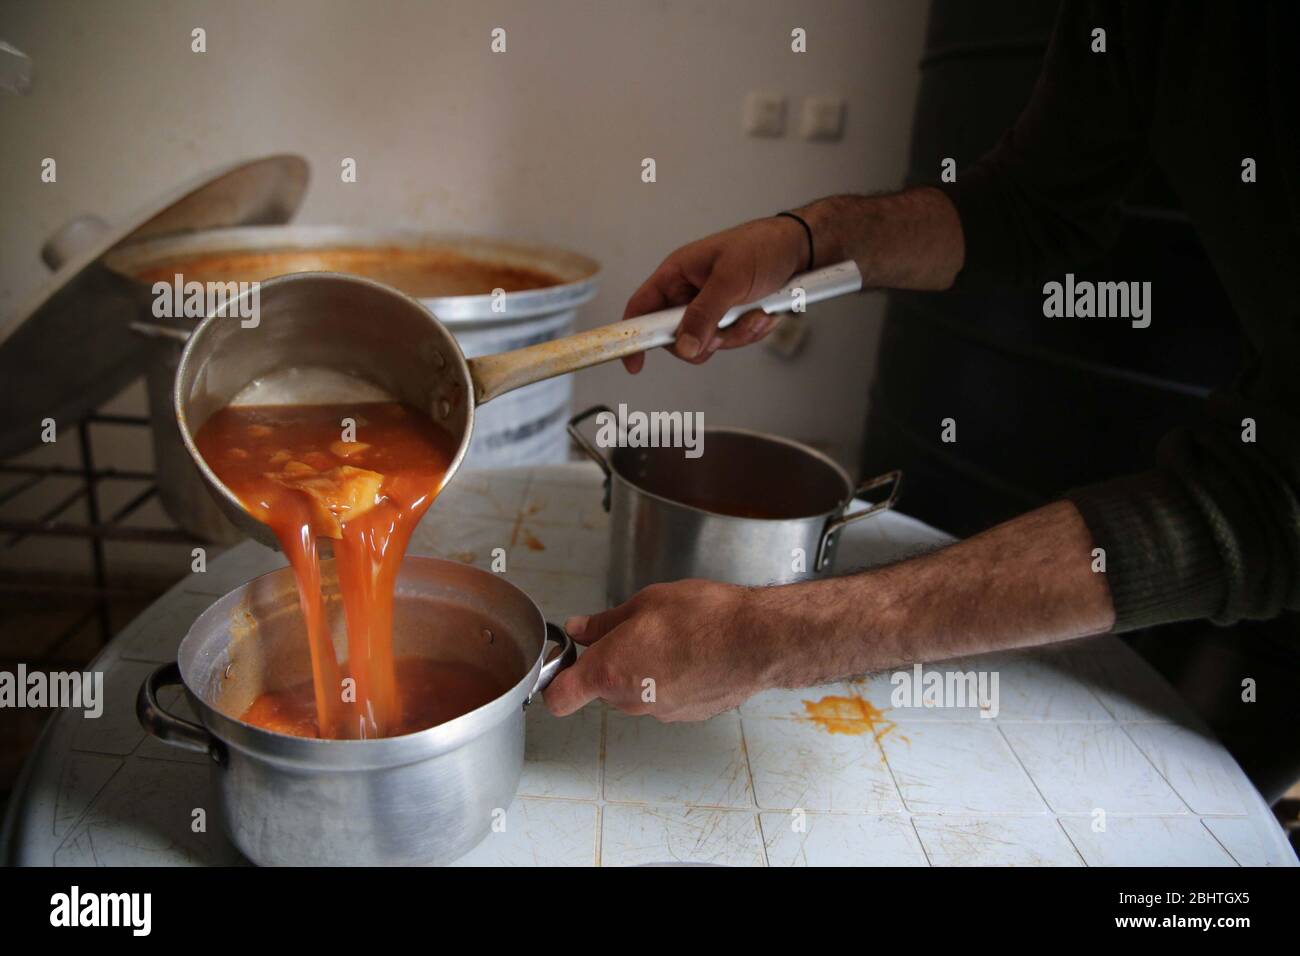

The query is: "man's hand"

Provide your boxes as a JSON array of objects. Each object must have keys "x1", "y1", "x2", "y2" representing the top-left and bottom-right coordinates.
[
  {"x1": 543, "y1": 580, "x2": 784, "y2": 721},
  {"x1": 620, "y1": 216, "x2": 807, "y2": 372},
  {"x1": 542, "y1": 501, "x2": 1115, "y2": 721},
  {"x1": 621, "y1": 187, "x2": 966, "y2": 373}
]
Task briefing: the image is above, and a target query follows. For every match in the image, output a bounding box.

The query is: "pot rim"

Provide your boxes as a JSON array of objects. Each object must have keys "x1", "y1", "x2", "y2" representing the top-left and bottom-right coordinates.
[
  {"x1": 172, "y1": 270, "x2": 479, "y2": 549},
  {"x1": 608, "y1": 425, "x2": 855, "y2": 524},
  {"x1": 176, "y1": 555, "x2": 547, "y2": 770},
  {"x1": 103, "y1": 224, "x2": 601, "y2": 323}
]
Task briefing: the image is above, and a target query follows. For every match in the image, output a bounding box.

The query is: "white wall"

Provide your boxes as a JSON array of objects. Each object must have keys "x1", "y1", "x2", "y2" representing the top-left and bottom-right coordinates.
[{"x1": 0, "y1": 0, "x2": 927, "y2": 577}]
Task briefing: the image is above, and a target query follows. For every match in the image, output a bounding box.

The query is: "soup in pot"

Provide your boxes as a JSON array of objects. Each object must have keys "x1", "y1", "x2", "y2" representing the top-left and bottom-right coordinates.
[{"x1": 134, "y1": 247, "x2": 563, "y2": 298}]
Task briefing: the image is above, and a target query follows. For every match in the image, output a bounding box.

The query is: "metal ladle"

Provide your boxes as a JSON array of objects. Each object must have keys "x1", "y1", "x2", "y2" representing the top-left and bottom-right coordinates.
[{"x1": 174, "y1": 261, "x2": 863, "y2": 546}]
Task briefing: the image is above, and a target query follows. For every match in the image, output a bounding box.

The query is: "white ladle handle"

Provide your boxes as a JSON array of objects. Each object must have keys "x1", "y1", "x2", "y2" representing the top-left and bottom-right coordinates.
[{"x1": 468, "y1": 260, "x2": 863, "y2": 404}]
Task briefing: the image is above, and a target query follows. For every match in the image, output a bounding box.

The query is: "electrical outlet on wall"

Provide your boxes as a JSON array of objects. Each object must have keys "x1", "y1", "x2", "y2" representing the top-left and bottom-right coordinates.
[
  {"x1": 799, "y1": 95, "x2": 845, "y2": 141},
  {"x1": 743, "y1": 91, "x2": 787, "y2": 138}
]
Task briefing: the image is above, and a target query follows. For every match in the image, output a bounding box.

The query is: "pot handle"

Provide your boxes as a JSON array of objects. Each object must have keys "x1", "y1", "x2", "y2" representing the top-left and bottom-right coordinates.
[
  {"x1": 526, "y1": 623, "x2": 578, "y2": 708},
  {"x1": 567, "y1": 404, "x2": 614, "y2": 512},
  {"x1": 471, "y1": 262, "x2": 863, "y2": 404},
  {"x1": 567, "y1": 405, "x2": 613, "y2": 478},
  {"x1": 816, "y1": 470, "x2": 903, "y2": 571},
  {"x1": 136, "y1": 662, "x2": 226, "y2": 765}
]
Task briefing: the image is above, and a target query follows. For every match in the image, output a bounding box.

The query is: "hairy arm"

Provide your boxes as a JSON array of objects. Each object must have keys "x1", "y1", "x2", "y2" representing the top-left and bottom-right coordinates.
[
  {"x1": 619, "y1": 185, "x2": 966, "y2": 369},
  {"x1": 545, "y1": 500, "x2": 1113, "y2": 720},
  {"x1": 765, "y1": 501, "x2": 1113, "y2": 690},
  {"x1": 792, "y1": 187, "x2": 967, "y2": 292}
]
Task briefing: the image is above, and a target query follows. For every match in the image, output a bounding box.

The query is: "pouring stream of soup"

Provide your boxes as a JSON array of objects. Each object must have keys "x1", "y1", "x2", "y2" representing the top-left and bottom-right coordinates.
[{"x1": 195, "y1": 401, "x2": 501, "y2": 739}]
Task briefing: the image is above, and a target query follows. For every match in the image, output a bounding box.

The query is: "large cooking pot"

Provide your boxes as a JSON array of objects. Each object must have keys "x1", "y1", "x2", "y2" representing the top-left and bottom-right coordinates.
[
  {"x1": 105, "y1": 227, "x2": 601, "y2": 543},
  {"x1": 568, "y1": 405, "x2": 902, "y2": 604},
  {"x1": 136, "y1": 556, "x2": 575, "y2": 866}
]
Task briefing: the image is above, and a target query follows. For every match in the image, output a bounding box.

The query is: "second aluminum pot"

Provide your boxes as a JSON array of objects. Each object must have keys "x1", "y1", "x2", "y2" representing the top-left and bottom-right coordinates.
[
  {"x1": 568, "y1": 405, "x2": 902, "y2": 604},
  {"x1": 136, "y1": 556, "x2": 574, "y2": 866}
]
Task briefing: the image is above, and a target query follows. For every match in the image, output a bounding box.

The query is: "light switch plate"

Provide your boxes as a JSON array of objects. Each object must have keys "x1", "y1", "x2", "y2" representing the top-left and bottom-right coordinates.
[
  {"x1": 743, "y1": 91, "x2": 786, "y2": 138},
  {"x1": 800, "y1": 95, "x2": 845, "y2": 141}
]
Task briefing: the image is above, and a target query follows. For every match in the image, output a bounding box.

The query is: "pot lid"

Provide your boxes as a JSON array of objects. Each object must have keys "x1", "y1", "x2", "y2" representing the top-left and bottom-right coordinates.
[{"x1": 0, "y1": 154, "x2": 308, "y2": 460}]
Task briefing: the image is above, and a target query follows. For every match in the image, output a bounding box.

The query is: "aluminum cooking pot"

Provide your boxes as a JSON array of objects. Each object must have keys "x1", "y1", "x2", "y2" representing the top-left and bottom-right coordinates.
[
  {"x1": 105, "y1": 227, "x2": 602, "y2": 544},
  {"x1": 136, "y1": 556, "x2": 575, "y2": 866},
  {"x1": 174, "y1": 262, "x2": 863, "y2": 548},
  {"x1": 568, "y1": 405, "x2": 902, "y2": 604}
]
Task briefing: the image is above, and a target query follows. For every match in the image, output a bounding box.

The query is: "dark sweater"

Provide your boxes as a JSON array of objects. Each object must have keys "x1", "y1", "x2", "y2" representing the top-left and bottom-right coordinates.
[{"x1": 939, "y1": 0, "x2": 1299, "y2": 632}]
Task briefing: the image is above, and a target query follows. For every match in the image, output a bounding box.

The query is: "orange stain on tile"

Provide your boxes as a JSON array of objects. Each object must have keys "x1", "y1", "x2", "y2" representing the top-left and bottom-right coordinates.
[
  {"x1": 508, "y1": 501, "x2": 545, "y2": 549},
  {"x1": 802, "y1": 693, "x2": 899, "y2": 742}
]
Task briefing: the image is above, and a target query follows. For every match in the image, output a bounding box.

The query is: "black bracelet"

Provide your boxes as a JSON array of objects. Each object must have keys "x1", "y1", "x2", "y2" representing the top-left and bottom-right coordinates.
[{"x1": 775, "y1": 211, "x2": 814, "y2": 271}]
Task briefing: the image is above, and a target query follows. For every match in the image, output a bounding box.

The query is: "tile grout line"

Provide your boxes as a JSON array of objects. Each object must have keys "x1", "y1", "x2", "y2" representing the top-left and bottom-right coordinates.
[
  {"x1": 993, "y1": 722, "x2": 1063, "y2": 820},
  {"x1": 867, "y1": 706, "x2": 912, "y2": 818},
  {"x1": 1113, "y1": 726, "x2": 1245, "y2": 864},
  {"x1": 734, "y1": 710, "x2": 769, "y2": 867},
  {"x1": 1197, "y1": 817, "x2": 1244, "y2": 867},
  {"x1": 906, "y1": 815, "x2": 935, "y2": 868},
  {"x1": 1053, "y1": 815, "x2": 1091, "y2": 867},
  {"x1": 860, "y1": 697, "x2": 930, "y2": 865},
  {"x1": 1112, "y1": 721, "x2": 1197, "y2": 816}
]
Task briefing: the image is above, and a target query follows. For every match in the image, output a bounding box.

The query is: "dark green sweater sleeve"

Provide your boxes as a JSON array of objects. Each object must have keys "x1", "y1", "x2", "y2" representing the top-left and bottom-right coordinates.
[
  {"x1": 1072, "y1": 394, "x2": 1300, "y2": 631},
  {"x1": 936, "y1": 0, "x2": 1300, "y2": 632}
]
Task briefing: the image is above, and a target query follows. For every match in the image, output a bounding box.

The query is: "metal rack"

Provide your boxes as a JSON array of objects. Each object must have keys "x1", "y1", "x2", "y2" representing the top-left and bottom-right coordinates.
[{"x1": 0, "y1": 410, "x2": 198, "y2": 659}]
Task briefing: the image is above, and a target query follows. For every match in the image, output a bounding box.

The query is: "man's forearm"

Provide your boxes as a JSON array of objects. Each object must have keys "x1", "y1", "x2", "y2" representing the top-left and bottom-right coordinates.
[
  {"x1": 794, "y1": 187, "x2": 966, "y2": 291},
  {"x1": 754, "y1": 501, "x2": 1116, "y2": 689}
]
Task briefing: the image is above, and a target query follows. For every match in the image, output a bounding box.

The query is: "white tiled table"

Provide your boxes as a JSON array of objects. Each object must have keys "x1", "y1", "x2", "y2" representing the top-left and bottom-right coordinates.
[{"x1": 3, "y1": 463, "x2": 1294, "y2": 866}]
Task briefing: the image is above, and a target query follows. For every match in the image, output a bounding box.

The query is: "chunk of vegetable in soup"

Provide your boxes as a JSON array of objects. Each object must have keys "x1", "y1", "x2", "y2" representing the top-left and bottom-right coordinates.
[{"x1": 195, "y1": 401, "x2": 493, "y2": 739}]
